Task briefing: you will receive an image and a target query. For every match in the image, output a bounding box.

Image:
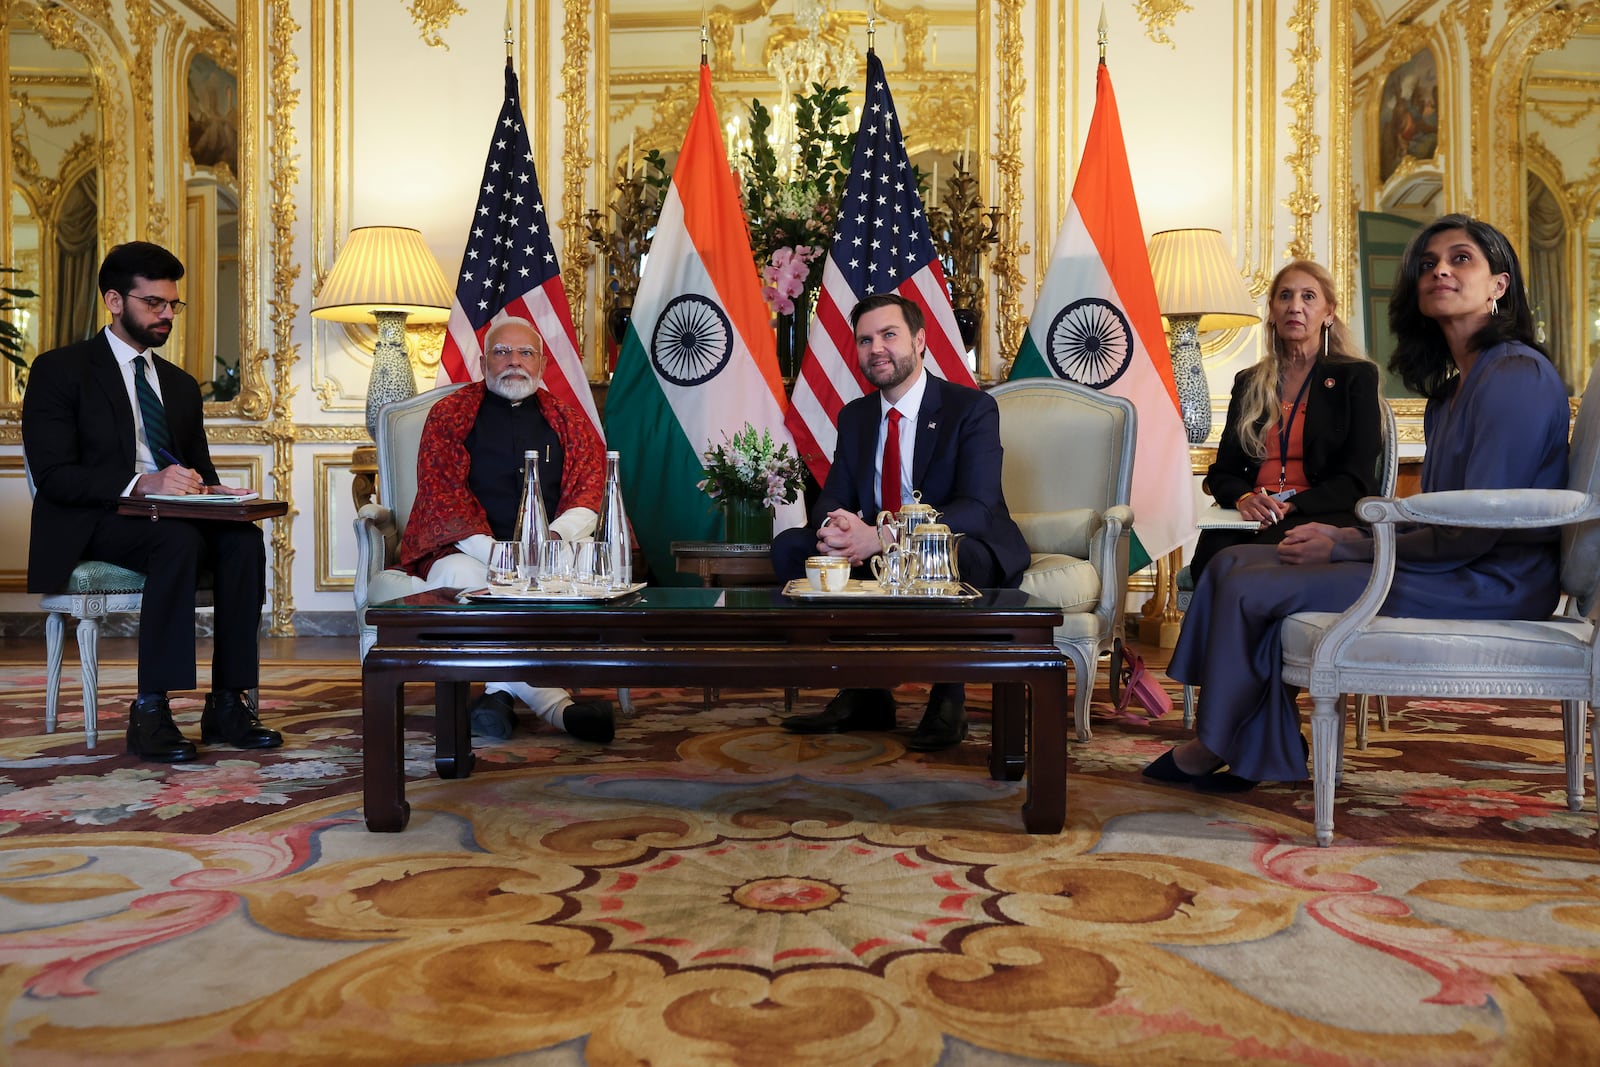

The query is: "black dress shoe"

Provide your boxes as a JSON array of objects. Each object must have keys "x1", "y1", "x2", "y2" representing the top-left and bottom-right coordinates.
[
  {"x1": 563, "y1": 700, "x2": 615, "y2": 744},
  {"x1": 1192, "y1": 770, "x2": 1259, "y2": 793},
  {"x1": 201, "y1": 691, "x2": 284, "y2": 750},
  {"x1": 781, "y1": 688, "x2": 896, "y2": 734},
  {"x1": 908, "y1": 694, "x2": 968, "y2": 751},
  {"x1": 1141, "y1": 748, "x2": 1216, "y2": 785},
  {"x1": 468, "y1": 691, "x2": 517, "y2": 740},
  {"x1": 127, "y1": 695, "x2": 198, "y2": 763}
]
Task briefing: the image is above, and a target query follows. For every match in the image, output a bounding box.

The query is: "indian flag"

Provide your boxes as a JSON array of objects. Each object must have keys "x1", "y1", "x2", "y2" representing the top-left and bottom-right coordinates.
[
  {"x1": 604, "y1": 63, "x2": 802, "y2": 583},
  {"x1": 1010, "y1": 60, "x2": 1193, "y2": 571}
]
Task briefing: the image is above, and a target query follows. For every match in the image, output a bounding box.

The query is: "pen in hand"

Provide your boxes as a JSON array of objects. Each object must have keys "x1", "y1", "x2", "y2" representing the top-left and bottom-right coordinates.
[{"x1": 156, "y1": 447, "x2": 209, "y2": 495}]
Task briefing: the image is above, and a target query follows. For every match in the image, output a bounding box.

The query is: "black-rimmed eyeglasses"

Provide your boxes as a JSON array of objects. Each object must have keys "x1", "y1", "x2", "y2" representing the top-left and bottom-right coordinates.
[{"x1": 124, "y1": 293, "x2": 188, "y2": 316}]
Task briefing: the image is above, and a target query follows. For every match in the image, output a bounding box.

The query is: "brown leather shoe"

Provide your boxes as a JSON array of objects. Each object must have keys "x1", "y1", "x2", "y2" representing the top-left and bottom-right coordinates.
[
  {"x1": 781, "y1": 688, "x2": 897, "y2": 734},
  {"x1": 201, "y1": 691, "x2": 283, "y2": 750},
  {"x1": 127, "y1": 695, "x2": 199, "y2": 763}
]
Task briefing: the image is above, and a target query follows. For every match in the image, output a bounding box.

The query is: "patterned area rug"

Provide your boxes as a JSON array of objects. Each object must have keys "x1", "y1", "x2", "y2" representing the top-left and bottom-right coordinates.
[{"x1": 3, "y1": 664, "x2": 1600, "y2": 1064}]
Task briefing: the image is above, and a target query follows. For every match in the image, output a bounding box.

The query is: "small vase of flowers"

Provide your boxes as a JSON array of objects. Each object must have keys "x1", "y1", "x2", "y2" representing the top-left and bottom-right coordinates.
[{"x1": 699, "y1": 423, "x2": 808, "y2": 544}]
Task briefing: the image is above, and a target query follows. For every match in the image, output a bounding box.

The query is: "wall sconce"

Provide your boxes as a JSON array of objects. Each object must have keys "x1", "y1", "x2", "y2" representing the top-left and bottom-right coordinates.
[
  {"x1": 1148, "y1": 228, "x2": 1259, "y2": 444},
  {"x1": 311, "y1": 226, "x2": 453, "y2": 438}
]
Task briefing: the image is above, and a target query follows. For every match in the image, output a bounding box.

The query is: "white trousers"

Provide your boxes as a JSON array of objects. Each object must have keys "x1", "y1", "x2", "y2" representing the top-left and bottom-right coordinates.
[{"x1": 421, "y1": 553, "x2": 571, "y2": 726}]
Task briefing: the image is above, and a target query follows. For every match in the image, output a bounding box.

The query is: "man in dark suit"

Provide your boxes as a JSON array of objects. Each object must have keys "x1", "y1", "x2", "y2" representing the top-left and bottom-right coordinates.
[
  {"x1": 23, "y1": 241, "x2": 279, "y2": 763},
  {"x1": 771, "y1": 293, "x2": 1030, "y2": 750}
]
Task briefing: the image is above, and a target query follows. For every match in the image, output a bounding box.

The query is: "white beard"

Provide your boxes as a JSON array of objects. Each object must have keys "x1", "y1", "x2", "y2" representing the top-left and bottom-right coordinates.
[{"x1": 487, "y1": 369, "x2": 537, "y2": 402}]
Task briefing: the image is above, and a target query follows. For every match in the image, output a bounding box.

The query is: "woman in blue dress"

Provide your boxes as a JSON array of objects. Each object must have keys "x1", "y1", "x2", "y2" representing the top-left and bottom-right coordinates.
[{"x1": 1146, "y1": 214, "x2": 1571, "y2": 791}]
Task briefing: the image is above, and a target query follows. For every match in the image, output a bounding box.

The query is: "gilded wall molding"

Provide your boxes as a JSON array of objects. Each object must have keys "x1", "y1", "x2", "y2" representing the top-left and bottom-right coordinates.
[
  {"x1": 1483, "y1": 2, "x2": 1600, "y2": 253},
  {"x1": 21, "y1": 1, "x2": 132, "y2": 287},
  {"x1": 1330, "y1": 0, "x2": 1353, "y2": 306},
  {"x1": 992, "y1": 0, "x2": 1028, "y2": 379},
  {"x1": 1243, "y1": 0, "x2": 1276, "y2": 296},
  {"x1": 225, "y1": 0, "x2": 272, "y2": 424},
  {"x1": 313, "y1": 453, "x2": 355, "y2": 590},
  {"x1": 406, "y1": 0, "x2": 465, "y2": 49},
  {"x1": 264, "y1": 0, "x2": 302, "y2": 636},
  {"x1": 561, "y1": 0, "x2": 595, "y2": 376},
  {"x1": 1282, "y1": 0, "x2": 1321, "y2": 260},
  {"x1": 126, "y1": 0, "x2": 160, "y2": 242},
  {"x1": 1134, "y1": 0, "x2": 1193, "y2": 48}
]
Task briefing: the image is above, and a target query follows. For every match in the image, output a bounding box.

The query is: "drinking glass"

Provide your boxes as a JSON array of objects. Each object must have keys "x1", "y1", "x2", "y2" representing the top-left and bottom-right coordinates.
[
  {"x1": 572, "y1": 541, "x2": 612, "y2": 594},
  {"x1": 486, "y1": 540, "x2": 522, "y2": 593},
  {"x1": 537, "y1": 539, "x2": 573, "y2": 593},
  {"x1": 517, "y1": 543, "x2": 540, "y2": 590}
]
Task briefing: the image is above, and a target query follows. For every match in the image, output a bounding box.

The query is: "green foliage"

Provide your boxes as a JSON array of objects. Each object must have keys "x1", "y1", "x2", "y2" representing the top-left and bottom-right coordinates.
[
  {"x1": 0, "y1": 267, "x2": 37, "y2": 387},
  {"x1": 740, "y1": 83, "x2": 855, "y2": 297}
]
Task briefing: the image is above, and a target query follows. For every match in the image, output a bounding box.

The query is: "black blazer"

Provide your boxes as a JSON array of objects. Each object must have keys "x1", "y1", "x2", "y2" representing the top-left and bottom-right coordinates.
[
  {"x1": 22, "y1": 331, "x2": 218, "y2": 593},
  {"x1": 1205, "y1": 359, "x2": 1382, "y2": 519},
  {"x1": 813, "y1": 372, "x2": 1032, "y2": 587}
]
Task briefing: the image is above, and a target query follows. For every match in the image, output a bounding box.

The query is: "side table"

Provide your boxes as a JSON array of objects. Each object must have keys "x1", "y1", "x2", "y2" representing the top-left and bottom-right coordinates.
[
  {"x1": 670, "y1": 541, "x2": 779, "y2": 587},
  {"x1": 669, "y1": 540, "x2": 791, "y2": 712}
]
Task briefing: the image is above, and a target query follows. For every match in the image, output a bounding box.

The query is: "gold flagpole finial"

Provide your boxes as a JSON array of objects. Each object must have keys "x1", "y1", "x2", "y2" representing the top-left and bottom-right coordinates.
[
  {"x1": 868, "y1": 0, "x2": 876, "y2": 53},
  {"x1": 1097, "y1": 4, "x2": 1108, "y2": 63},
  {"x1": 701, "y1": 24, "x2": 709, "y2": 65},
  {"x1": 505, "y1": 0, "x2": 514, "y2": 58}
]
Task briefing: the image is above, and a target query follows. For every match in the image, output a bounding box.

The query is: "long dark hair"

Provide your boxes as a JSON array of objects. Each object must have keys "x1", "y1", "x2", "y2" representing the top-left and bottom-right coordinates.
[{"x1": 1387, "y1": 214, "x2": 1543, "y2": 399}]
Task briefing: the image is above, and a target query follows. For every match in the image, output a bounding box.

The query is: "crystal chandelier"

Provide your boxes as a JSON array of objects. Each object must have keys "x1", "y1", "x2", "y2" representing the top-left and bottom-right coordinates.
[{"x1": 766, "y1": 0, "x2": 857, "y2": 180}]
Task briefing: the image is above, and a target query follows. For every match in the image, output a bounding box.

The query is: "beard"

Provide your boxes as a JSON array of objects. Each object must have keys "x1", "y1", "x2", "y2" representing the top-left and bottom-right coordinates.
[
  {"x1": 487, "y1": 366, "x2": 537, "y2": 401},
  {"x1": 118, "y1": 308, "x2": 171, "y2": 349}
]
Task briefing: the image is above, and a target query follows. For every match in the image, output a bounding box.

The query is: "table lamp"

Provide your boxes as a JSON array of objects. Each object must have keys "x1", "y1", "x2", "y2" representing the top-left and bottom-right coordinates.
[
  {"x1": 311, "y1": 226, "x2": 454, "y2": 438},
  {"x1": 1147, "y1": 228, "x2": 1259, "y2": 444}
]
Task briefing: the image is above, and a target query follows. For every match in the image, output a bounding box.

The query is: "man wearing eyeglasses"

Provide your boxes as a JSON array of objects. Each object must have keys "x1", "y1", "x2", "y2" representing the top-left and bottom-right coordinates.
[
  {"x1": 397, "y1": 317, "x2": 615, "y2": 743},
  {"x1": 22, "y1": 241, "x2": 279, "y2": 763}
]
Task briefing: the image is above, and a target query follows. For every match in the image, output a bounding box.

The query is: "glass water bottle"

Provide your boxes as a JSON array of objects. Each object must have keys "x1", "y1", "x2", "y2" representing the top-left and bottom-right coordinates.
[{"x1": 593, "y1": 450, "x2": 632, "y2": 588}]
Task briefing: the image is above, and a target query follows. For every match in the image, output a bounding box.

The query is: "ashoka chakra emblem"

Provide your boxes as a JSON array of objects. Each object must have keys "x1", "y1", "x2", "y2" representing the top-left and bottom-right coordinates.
[
  {"x1": 652, "y1": 295, "x2": 733, "y2": 386},
  {"x1": 1047, "y1": 298, "x2": 1133, "y2": 389}
]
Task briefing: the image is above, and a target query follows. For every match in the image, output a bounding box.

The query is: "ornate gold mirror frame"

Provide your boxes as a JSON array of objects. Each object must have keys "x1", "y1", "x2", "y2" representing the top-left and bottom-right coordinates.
[
  {"x1": 0, "y1": 0, "x2": 269, "y2": 424},
  {"x1": 584, "y1": 0, "x2": 1022, "y2": 382}
]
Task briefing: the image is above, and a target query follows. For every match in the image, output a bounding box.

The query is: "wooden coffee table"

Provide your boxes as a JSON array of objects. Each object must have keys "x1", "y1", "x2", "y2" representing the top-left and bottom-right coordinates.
[{"x1": 362, "y1": 586, "x2": 1068, "y2": 834}]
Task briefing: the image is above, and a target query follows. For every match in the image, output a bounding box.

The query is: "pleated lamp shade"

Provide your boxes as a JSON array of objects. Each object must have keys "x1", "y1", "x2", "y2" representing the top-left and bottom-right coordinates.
[
  {"x1": 310, "y1": 226, "x2": 454, "y2": 324},
  {"x1": 1147, "y1": 228, "x2": 1260, "y2": 332}
]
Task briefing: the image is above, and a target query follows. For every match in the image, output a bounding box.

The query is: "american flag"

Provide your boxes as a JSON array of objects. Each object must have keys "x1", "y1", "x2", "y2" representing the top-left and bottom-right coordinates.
[
  {"x1": 784, "y1": 50, "x2": 973, "y2": 482},
  {"x1": 435, "y1": 60, "x2": 601, "y2": 434}
]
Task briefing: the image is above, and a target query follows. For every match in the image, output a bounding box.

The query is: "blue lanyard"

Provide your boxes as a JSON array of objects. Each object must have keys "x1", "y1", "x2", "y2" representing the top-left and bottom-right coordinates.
[{"x1": 1276, "y1": 369, "x2": 1315, "y2": 492}]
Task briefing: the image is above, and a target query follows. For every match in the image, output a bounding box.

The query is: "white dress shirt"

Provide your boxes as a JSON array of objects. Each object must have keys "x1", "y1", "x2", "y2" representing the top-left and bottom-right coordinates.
[
  {"x1": 103, "y1": 327, "x2": 167, "y2": 493},
  {"x1": 876, "y1": 366, "x2": 928, "y2": 514}
]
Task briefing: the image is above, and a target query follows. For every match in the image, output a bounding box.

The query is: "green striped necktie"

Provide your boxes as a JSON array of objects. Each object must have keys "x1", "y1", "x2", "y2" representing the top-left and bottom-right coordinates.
[{"x1": 133, "y1": 354, "x2": 175, "y2": 466}]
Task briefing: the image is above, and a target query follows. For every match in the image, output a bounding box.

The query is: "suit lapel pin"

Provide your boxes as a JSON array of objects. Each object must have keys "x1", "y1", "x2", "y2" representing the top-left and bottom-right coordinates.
[
  {"x1": 927, "y1": 421, "x2": 937, "y2": 431},
  {"x1": 1323, "y1": 377, "x2": 1335, "y2": 388}
]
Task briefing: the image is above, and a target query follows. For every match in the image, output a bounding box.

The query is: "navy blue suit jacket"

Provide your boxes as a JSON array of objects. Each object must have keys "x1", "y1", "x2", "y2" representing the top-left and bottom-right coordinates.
[{"x1": 810, "y1": 372, "x2": 1031, "y2": 587}]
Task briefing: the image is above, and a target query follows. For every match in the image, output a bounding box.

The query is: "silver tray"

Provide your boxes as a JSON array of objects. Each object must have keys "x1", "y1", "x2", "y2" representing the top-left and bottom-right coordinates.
[
  {"x1": 460, "y1": 582, "x2": 647, "y2": 603},
  {"x1": 781, "y1": 578, "x2": 982, "y2": 602}
]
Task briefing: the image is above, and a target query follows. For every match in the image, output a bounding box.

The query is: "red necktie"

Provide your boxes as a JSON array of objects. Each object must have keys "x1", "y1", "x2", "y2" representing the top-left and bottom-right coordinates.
[{"x1": 881, "y1": 408, "x2": 903, "y2": 515}]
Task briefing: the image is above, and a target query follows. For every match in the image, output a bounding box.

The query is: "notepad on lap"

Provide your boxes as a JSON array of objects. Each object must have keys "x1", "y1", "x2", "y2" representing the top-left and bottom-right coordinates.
[
  {"x1": 1195, "y1": 504, "x2": 1259, "y2": 531},
  {"x1": 144, "y1": 492, "x2": 261, "y2": 503}
]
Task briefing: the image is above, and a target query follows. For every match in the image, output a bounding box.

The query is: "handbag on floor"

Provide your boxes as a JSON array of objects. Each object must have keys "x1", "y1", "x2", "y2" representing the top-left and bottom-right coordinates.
[{"x1": 1115, "y1": 648, "x2": 1173, "y2": 723}]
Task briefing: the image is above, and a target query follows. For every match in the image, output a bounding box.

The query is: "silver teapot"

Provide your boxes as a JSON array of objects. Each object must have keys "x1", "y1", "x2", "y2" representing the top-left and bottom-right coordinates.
[
  {"x1": 905, "y1": 521, "x2": 964, "y2": 595},
  {"x1": 877, "y1": 492, "x2": 941, "y2": 547}
]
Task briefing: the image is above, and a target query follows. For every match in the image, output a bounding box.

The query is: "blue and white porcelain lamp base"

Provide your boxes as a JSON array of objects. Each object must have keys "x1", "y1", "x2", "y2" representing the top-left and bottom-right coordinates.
[
  {"x1": 1165, "y1": 314, "x2": 1211, "y2": 445},
  {"x1": 365, "y1": 309, "x2": 420, "y2": 440}
]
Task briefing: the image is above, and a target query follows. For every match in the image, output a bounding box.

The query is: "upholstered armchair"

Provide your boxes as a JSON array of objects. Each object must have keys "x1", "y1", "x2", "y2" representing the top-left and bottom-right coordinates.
[
  {"x1": 354, "y1": 384, "x2": 465, "y2": 659},
  {"x1": 991, "y1": 378, "x2": 1135, "y2": 742},
  {"x1": 1282, "y1": 374, "x2": 1600, "y2": 847}
]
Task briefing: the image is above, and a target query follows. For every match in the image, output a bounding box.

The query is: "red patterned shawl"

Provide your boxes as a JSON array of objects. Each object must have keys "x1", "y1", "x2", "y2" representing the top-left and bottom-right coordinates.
[{"x1": 399, "y1": 382, "x2": 605, "y2": 577}]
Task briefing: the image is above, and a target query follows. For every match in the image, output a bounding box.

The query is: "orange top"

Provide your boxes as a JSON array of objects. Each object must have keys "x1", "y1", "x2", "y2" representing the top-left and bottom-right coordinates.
[{"x1": 1256, "y1": 399, "x2": 1310, "y2": 494}]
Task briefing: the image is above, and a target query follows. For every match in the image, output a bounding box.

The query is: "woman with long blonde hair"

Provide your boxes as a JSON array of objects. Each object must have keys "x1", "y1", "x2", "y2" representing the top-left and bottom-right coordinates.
[{"x1": 1190, "y1": 259, "x2": 1382, "y2": 576}]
